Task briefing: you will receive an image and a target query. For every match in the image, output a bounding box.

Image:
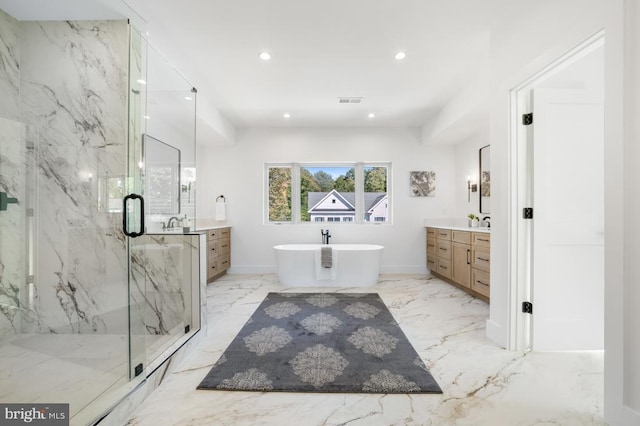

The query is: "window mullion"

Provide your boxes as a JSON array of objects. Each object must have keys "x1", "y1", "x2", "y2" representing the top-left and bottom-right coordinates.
[
  {"x1": 355, "y1": 162, "x2": 364, "y2": 224},
  {"x1": 291, "y1": 163, "x2": 301, "y2": 223}
]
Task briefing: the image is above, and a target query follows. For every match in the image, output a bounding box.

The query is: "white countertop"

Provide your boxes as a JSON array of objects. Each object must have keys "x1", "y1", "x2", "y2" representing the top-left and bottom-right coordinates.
[
  {"x1": 425, "y1": 224, "x2": 490, "y2": 233},
  {"x1": 194, "y1": 224, "x2": 231, "y2": 231},
  {"x1": 147, "y1": 223, "x2": 231, "y2": 235}
]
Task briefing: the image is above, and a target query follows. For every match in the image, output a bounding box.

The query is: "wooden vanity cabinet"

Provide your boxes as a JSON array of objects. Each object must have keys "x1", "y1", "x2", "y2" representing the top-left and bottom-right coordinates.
[
  {"x1": 427, "y1": 227, "x2": 490, "y2": 301},
  {"x1": 451, "y1": 230, "x2": 471, "y2": 288},
  {"x1": 435, "y1": 229, "x2": 452, "y2": 279},
  {"x1": 426, "y1": 228, "x2": 436, "y2": 271},
  {"x1": 207, "y1": 227, "x2": 231, "y2": 282},
  {"x1": 470, "y1": 232, "x2": 490, "y2": 298}
]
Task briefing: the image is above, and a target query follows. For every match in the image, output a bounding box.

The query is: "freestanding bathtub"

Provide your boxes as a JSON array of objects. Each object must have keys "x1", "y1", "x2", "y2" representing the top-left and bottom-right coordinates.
[{"x1": 273, "y1": 244, "x2": 384, "y2": 287}]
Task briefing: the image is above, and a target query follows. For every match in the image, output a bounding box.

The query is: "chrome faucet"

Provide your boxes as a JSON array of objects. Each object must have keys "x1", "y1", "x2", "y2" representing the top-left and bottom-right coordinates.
[
  {"x1": 482, "y1": 216, "x2": 491, "y2": 228},
  {"x1": 321, "y1": 229, "x2": 331, "y2": 245}
]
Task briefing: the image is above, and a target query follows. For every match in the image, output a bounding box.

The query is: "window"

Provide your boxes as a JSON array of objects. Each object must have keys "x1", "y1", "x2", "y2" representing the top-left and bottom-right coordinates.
[
  {"x1": 363, "y1": 166, "x2": 388, "y2": 223},
  {"x1": 267, "y1": 166, "x2": 292, "y2": 222},
  {"x1": 265, "y1": 163, "x2": 391, "y2": 224}
]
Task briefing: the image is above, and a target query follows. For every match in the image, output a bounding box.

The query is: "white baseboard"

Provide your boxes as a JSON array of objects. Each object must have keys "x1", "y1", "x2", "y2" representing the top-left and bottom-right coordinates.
[
  {"x1": 229, "y1": 265, "x2": 428, "y2": 275},
  {"x1": 228, "y1": 265, "x2": 277, "y2": 274},
  {"x1": 379, "y1": 265, "x2": 429, "y2": 274}
]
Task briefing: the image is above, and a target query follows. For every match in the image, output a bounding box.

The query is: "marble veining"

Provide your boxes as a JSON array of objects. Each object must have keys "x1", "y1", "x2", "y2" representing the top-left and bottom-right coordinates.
[
  {"x1": 126, "y1": 274, "x2": 604, "y2": 426},
  {"x1": 0, "y1": 9, "x2": 19, "y2": 120},
  {"x1": 18, "y1": 19, "x2": 130, "y2": 335},
  {"x1": 0, "y1": 8, "x2": 24, "y2": 341},
  {"x1": 129, "y1": 234, "x2": 199, "y2": 365},
  {"x1": 0, "y1": 117, "x2": 25, "y2": 340}
]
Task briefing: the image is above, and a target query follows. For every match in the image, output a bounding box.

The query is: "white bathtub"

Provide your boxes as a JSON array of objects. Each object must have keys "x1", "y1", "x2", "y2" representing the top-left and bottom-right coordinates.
[{"x1": 273, "y1": 244, "x2": 384, "y2": 287}]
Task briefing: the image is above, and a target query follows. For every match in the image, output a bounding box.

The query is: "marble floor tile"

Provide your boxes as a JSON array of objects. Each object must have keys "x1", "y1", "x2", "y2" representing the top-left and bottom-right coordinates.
[
  {"x1": 0, "y1": 333, "x2": 128, "y2": 416},
  {"x1": 125, "y1": 274, "x2": 604, "y2": 426}
]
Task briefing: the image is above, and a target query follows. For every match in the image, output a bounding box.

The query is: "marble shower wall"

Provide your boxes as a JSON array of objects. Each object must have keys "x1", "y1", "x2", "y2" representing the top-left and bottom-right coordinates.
[
  {"x1": 0, "y1": 9, "x2": 24, "y2": 340},
  {"x1": 129, "y1": 234, "x2": 199, "y2": 367},
  {"x1": 0, "y1": 14, "x2": 199, "y2": 363},
  {"x1": 0, "y1": 9, "x2": 19, "y2": 119},
  {"x1": 19, "y1": 20, "x2": 130, "y2": 335}
]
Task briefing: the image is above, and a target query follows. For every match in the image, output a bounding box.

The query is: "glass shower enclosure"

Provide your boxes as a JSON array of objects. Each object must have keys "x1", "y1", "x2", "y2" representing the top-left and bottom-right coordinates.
[{"x1": 0, "y1": 8, "x2": 199, "y2": 424}]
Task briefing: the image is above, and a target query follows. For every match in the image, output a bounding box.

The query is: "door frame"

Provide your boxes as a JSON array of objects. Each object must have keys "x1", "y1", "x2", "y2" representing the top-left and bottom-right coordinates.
[{"x1": 508, "y1": 31, "x2": 605, "y2": 351}]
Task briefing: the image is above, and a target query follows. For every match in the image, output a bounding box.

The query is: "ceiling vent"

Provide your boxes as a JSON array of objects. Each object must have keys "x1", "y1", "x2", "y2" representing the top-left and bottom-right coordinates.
[{"x1": 338, "y1": 97, "x2": 363, "y2": 104}]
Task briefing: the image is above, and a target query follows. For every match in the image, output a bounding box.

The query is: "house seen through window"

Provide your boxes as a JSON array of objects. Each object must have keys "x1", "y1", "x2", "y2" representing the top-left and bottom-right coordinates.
[{"x1": 267, "y1": 163, "x2": 390, "y2": 224}]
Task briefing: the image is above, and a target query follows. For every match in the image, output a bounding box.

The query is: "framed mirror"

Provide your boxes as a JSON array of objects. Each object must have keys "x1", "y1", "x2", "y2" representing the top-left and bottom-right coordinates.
[
  {"x1": 143, "y1": 134, "x2": 181, "y2": 214},
  {"x1": 479, "y1": 144, "x2": 490, "y2": 214}
]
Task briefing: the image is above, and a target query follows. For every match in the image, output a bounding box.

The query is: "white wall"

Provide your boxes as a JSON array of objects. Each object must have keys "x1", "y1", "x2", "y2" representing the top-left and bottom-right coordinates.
[
  {"x1": 485, "y1": 0, "x2": 640, "y2": 422},
  {"x1": 487, "y1": 0, "x2": 605, "y2": 348},
  {"x1": 196, "y1": 127, "x2": 457, "y2": 273},
  {"x1": 610, "y1": 0, "x2": 640, "y2": 422}
]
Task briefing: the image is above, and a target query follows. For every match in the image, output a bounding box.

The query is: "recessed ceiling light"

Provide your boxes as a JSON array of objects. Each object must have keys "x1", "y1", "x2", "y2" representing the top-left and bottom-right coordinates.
[
  {"x1": 259, "y1": 52, "x2": 271, "y2": 61},
  {"x1": 283, "y1": 113, "x2": 291, "y2": 118},
  {"x1": 184, "y1": 96, "x2": 193, "y2": 101},
  {"x1": 394, "y1": 51, "x2": 407, "y2": 60},
  {"x1": 136, "y1": 79, "x2": 147, "y2": 85},
  {"x1": 368, "y1": 113, "x2": 375, "y2": 118}
]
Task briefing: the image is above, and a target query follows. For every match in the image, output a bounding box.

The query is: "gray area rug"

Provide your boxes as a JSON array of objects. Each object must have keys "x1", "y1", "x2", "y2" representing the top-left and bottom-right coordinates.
[{"x1": 197, "y1": 292, "x2": 442, "y2": 394}]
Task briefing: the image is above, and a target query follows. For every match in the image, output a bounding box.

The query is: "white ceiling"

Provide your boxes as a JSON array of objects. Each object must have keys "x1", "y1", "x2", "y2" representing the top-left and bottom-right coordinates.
[
  {"x1": 123, "y1": 0, "x2": 494, "y2": 130},
  {"x1": 0, "y1": 0, "x2": 495, "y2": 140}
]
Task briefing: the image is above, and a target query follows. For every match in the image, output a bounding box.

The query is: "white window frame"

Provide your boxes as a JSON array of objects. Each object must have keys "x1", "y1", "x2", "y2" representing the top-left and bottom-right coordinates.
[{"x1": 264, "y1": 162, "x2": 392, "y2": 224}]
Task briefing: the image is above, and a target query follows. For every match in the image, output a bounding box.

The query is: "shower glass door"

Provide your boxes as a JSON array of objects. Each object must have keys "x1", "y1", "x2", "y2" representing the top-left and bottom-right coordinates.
[
  {"x1": 0, "y1": 12, "x2": 135, "y2": 422},
  {"x1": 0, "y1": 9, "x2": 197, "y2": 423}
]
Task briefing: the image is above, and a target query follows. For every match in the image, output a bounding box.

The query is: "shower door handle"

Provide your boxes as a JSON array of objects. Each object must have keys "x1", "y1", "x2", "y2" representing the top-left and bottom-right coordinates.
[
  {"x1": 123, "y1": 193, "x2": 145, "y2": 238},
  {"x1": 0, "y1": 191, "x2": 19, "y2": 211}
]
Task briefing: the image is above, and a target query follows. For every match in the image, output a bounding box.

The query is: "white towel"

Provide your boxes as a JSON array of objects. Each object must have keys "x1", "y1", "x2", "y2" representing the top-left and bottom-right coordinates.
[
  {"x1": 315, "y1": 248, "x2": 338, "y2": 281},
  {"x1": 215, "y1": 200, "x2": 226, "y2": 221}
]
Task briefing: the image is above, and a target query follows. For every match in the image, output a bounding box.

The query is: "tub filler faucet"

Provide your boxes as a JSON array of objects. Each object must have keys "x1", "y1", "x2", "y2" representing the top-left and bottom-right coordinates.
[{"x1": 321, "y1": 229, "x2": 331, "y2": 245}]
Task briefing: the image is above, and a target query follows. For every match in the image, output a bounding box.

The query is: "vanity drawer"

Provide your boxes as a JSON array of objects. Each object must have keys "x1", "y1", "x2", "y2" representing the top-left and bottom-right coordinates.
[
  {"x1": 217, "y1": 238, "x2": 231, "y2": 255},
  {"x1": 435, "y1": 229, "x2": 451, "y2": 241},
  {"x1": 436, "y1": 240, "x2": 452, "y2": 260},
  {"x1": 217, "y1": 254, "x2": 230, "y2": 272},
  {"x1": 472, "y1": 247, "x2": 490, "y2": 272},
  {"x1": 472, "y1": 232, "x2": 491, "y2": 248},
  {"x1": 471, "y1": 269, "x2": 490, "y2": 298},
  {"x1": 426, "y1": 227, "x2": 437, "y2": 239},
  {"x1": 207, "y1": 257, "x2": 219, "y2": 279},
  {"x1": 452, "y1": 230, "x2": 471, "y2": 244},
  {"x1": 426, "y1": 237, "x2": 436, "y2": 256},
  {"x1": 207, "y1": 240, "x2": 218, "y2": 257},
  {"x1": 427, "y1": 257, "x2": 436, "y2": 271},
  {"x1": 436, "y1": 258, "x2": 452, "y2": 279},
  {"x1": 218, "y1": 227, "x2": 231, "y2": 238},
  {"x1": 207, "y1": 229, "x2": 219, "y2": 240}
]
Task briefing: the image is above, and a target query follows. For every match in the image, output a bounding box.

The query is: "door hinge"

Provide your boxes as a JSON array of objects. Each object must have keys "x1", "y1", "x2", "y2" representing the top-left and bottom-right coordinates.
[
  {"x1": 184, "y1": 324, "x2": 190, "y2": 334},
  {"x1": 134, "y1": 363, "x2": 143, "y2": 377},
  {"x1": 522, "y1": 112, "x2": 533, "y2": 125},
  {"x1": 523, "y1": 207, "x2": 533, "y2": 219},
  {"x1": 522, "y1": 301, "x2": 533, "y2": 314}
]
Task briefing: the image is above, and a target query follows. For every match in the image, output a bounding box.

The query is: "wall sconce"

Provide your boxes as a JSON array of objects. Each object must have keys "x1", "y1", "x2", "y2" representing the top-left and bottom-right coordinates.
[{"x1": 467, "y1": 176, "x2": 478, "y2": 202}]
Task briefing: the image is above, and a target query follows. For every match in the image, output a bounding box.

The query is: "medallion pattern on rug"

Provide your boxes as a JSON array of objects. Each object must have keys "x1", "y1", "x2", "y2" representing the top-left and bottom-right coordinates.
[{"x1": 197, "y1": 292, "x2": 442, "y2": 394}]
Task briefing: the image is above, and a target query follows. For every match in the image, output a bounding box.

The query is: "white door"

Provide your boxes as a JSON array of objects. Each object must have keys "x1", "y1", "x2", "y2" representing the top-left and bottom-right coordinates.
[{"x1": 531, "y1": 88, "x2": 604, "y2": 351}]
